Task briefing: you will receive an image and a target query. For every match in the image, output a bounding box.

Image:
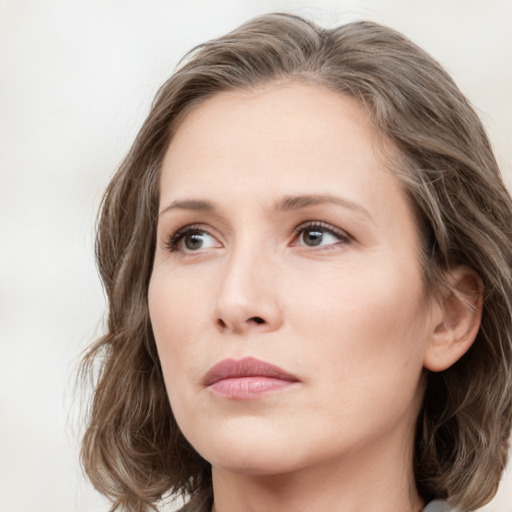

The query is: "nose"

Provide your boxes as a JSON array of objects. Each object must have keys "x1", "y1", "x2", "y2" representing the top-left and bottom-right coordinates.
[{"x1": 211, "y1": 245, "x2": 283, "y2": 335}]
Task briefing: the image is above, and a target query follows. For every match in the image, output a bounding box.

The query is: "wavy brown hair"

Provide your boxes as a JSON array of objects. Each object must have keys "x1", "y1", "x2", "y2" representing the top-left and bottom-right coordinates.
[{"x1": 80, "y1": 13, "x2": 512, "y2": 512}]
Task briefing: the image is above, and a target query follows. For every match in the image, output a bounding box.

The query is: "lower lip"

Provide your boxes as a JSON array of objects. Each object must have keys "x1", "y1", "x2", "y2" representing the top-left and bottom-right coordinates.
[{"x1": 209, "y1": 377, "x2": 297, "y2": 400}]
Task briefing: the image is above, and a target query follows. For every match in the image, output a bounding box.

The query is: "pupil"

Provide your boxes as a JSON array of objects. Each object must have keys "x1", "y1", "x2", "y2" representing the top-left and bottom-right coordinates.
[
  {"x1": 305, "y1": 230, "x2": 323, "y2": 246},
  {"x1": 185, "y1": 233, "x2": 203, "y2": 250}
]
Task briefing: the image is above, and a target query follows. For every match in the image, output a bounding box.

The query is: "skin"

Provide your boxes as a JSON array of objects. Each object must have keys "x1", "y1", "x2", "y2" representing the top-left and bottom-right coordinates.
[{"x1": 148, "y1": 82, "x2": 479, "y2": 512}]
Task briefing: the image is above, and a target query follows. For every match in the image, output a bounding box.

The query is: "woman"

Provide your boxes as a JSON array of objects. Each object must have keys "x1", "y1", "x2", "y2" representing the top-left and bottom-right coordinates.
[{"x1": 80, "y1": 13, "x2": 512, "y2": 512}]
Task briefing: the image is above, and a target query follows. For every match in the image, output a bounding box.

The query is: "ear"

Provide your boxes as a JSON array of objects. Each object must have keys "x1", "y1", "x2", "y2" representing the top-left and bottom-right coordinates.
[{"x1": 424, "y1": 267, "x2": 483, "y2": 372}]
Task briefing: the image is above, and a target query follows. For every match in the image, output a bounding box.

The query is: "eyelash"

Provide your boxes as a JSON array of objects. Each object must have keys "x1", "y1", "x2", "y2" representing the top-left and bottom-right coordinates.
[{"x1": 164, "y1": 221, "x2": 352, "y2": 253}]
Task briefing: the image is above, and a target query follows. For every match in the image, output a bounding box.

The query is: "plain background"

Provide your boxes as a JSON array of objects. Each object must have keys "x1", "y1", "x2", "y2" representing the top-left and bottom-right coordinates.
[{"x1": 1, "y1": 1, "x2": 511, "y2": 511}]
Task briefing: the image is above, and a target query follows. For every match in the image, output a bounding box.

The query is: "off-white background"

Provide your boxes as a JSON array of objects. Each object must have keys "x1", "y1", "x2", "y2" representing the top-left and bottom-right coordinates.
[{"x1": 1, "y1": 1, "x2": 511, "y2": 511}]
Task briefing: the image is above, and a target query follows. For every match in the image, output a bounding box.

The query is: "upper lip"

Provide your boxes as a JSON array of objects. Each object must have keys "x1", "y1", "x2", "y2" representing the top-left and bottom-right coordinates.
[{"x1": 203, "y1": 357, "x2": 300, "y2": 386}]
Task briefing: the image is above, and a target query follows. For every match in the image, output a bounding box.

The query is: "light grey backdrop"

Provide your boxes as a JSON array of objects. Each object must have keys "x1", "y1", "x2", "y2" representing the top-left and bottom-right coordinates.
[{"x1": 1, "y1": 1, "x2": 511, "y2": 511}]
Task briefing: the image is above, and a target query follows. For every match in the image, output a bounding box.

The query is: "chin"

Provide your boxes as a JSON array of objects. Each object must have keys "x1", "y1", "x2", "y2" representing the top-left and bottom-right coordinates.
[
  {"x1": 187, "y1": 416, "x2": 306, "y2": 475},
  {"x1": 208, "y1": 447, "x2": 300, "y2": 476}
]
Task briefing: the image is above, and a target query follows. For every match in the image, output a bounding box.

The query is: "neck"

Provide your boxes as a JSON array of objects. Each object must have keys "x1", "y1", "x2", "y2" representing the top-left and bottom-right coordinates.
[{"x1": 210, "y1": 424, "x2": 424, "y2": 512}]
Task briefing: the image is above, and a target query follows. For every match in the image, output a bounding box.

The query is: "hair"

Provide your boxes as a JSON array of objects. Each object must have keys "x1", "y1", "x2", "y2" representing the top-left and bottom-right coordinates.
[{"x1": 80, "y1": 12, "x2": 512, "y2": 512}]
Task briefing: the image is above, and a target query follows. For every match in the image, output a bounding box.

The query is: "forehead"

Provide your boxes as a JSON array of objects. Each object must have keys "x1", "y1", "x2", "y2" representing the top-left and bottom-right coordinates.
[{"x1": 161, "y1": 82, "x2": 395, "y2": 199}]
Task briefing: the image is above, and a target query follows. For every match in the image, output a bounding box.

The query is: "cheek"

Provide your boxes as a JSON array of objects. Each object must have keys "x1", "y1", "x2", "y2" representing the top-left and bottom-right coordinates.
[
  {"x1": 286, "y1": 262, "x2": 428, "y2": 383},
  {"x1": 148, "y1": 268, "x2": 213, "y2": 387},
  {"x1": 287, "y1": 271, "x2": 428, "y2": 446},
  {"x1": 148, "y1": 276, "x2": 179, "y2": 369},
  {"x1": 149, "y1": 262, "x2": 208, "y2": 331}
]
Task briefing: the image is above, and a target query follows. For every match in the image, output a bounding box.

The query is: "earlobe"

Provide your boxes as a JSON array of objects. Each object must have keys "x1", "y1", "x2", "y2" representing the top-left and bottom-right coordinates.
[{"x1": 424, "y1": 267, "x2": 483, "y2": 372}]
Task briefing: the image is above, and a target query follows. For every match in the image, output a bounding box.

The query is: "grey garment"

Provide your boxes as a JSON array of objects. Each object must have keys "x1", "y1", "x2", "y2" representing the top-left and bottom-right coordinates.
[
  {"x1": 179, "y1": 496, "x2": 453, "y2": 512},
  {"x1": 422, "y1": 501, "x2": 454, "y2": 512}
]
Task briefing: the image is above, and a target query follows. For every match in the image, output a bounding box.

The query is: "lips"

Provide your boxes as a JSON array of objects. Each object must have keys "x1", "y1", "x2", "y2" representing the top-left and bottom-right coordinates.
[{"x1": 203, "y1": 357, "x2": 300, "y2": 399}]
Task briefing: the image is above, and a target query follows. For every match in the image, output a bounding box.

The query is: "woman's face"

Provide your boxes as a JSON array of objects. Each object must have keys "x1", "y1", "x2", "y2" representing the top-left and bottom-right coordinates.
[{"x1": 149, "y1": 83, "x2": 436, "y2": 476}]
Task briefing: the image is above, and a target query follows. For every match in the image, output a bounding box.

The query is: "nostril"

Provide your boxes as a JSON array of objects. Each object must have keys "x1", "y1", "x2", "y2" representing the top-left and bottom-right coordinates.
[{"x1": 215, "y1": 316, "x2": 266, "y2": 330}]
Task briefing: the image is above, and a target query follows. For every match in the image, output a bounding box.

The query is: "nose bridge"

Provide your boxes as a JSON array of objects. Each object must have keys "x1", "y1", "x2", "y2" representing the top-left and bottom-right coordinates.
[{"x1": 212, "y1": 234, "x2": 281, "y2": 333}]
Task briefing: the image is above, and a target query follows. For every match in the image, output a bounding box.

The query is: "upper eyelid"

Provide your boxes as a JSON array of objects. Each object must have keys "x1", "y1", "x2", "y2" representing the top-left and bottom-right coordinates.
[
  {"x1": 168, "y1": 223, "x2": 206, "y2": 241},
  {"x1": 294, "y1": 220, "x2": 352, "y2": 240},
  {"x1": 172, "y1": 223, "x2": 211, "y2": 237},
  {"x1": 167, "y1": 220, "x2": 348, "y2": 237},
  {"x1": 160, "y1": 218, "x2": 227, "y2": 241}
]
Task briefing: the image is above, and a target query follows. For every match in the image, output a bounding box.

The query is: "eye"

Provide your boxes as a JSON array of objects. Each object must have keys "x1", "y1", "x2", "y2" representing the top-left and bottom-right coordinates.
[
  {"x1": 166, "y1": 225, "x2": 221, "y2": 253},
  {"x1": 293, "y1": 222, "x2": 351, "y2": 248}
]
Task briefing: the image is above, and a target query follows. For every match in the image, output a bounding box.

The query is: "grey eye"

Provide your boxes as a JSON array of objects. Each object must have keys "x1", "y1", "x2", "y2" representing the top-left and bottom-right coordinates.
[
  {"x1": 298, "y1": 227, "x2": 342, "y2": 247},
  {"x1": 180, "y1": 231, "x2": 218, "y2": 251},
  {"x1": 184, "y1": 232, "x2": 207, "y2": 250},
  {"x1": 301, "y1": 229, "x2": 324, "y2": 246},
  {"x1": 169, "y1": 228, "x2": 221, "y2": 253}
]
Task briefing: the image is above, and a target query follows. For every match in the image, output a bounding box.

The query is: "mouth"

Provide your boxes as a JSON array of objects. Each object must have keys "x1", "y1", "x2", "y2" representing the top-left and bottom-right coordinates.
[{"x1": 202, "y1": 357, "x2": 300, "y2": 400}]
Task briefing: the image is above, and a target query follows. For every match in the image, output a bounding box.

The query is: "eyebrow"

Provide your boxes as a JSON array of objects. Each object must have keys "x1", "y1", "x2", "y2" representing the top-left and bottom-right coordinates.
[
  {"x1": 159, "y1": 199, "x2": 215, "y2": 216},
  {"x1": 159, "y1": 194, "x2": 373, "y2": 221},
  {"x1": 274, "y1": 194, "x2": 371, "y2": 219}
]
